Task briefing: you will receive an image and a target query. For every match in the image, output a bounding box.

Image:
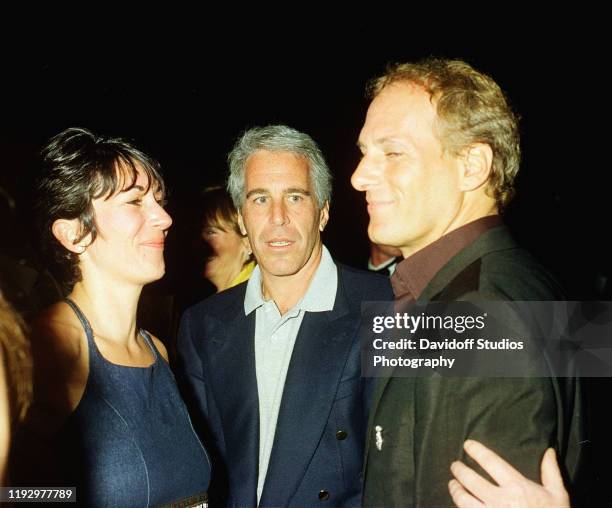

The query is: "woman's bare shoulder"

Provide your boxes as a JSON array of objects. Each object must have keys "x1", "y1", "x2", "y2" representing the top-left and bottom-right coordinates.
[
  {"x1": 26, "y1": 302, "x2": 90, "y2": 434},
  {"x1": 31, "y1": 302, "x2": 85, "y2": 363}
]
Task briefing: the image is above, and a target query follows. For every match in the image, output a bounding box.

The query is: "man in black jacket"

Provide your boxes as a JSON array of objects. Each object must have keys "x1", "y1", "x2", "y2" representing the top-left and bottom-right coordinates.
[{"x1": 352, "y1": 58, "x2": 581, "y2": 507}]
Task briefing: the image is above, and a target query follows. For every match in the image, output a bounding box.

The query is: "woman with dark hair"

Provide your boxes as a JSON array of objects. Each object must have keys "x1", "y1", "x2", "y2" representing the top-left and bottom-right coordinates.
[
  {"x1": 200, "y1": 186, "x2": 254, "y2": 292},
  {"x1": 21, "y1": 127, "x2": 210, "y2": 506}
]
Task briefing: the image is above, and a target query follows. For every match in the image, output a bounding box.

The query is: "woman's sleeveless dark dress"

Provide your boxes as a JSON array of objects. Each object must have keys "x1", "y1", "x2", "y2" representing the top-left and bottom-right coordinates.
[{"x1": 59, "y1": 299, "x2": 210, "y2": 507}]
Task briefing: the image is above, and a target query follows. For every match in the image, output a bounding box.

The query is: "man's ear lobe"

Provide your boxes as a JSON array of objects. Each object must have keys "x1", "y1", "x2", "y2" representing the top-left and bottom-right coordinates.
[
  {"x1": 460, "y1": 143, "x2": 493, "y2": 192},
  {"x1": 52, "y1": 219, "x2": 86, "y2": 253},
  {"x1": 319, "y1": 201, "x2": 330, "y2": 232}
]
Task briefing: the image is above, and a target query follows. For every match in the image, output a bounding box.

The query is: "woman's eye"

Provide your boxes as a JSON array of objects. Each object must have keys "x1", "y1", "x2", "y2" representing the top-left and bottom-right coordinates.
[
  {"x1": 128, "y1": 199, "x2": 143, "y2": 206},
  {"x1": 385, "y1": 152, "x2": 402, "y2": 158}
]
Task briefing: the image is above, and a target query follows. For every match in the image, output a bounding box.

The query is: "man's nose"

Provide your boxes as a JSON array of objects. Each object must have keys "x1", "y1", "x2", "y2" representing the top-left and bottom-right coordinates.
[
  {"x1": 270, "y1": 199, "x2": 289, "y2": 226},
  {"x1": 351, "y1": 155, "x2": 378, "y2": 191}
]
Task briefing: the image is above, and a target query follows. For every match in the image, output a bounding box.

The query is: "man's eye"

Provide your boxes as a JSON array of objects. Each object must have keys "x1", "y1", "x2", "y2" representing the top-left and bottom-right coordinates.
[
  {"x1": 254, "y1": 196, "x2": 268, "y2": 204},
  {"x1": 288, "y1": 195, "x2": 303, "y2": 203}
]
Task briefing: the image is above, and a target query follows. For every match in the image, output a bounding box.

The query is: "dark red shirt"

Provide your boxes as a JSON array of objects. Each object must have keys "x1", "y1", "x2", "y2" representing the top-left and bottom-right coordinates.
[{"x1": 391, "y1": 215, "x2": 503, "y2": 304}]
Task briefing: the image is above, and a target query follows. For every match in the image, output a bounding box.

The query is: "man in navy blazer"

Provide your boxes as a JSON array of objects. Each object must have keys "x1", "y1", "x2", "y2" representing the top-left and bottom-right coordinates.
[{"x1": 177, "y1": 125, "x2": 392, "y2": 507}]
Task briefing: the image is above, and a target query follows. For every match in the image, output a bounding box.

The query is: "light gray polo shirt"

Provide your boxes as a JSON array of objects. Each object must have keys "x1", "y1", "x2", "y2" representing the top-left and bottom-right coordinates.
[{"x1": 244, "y1": 245, "x2": 338, "y2": 504}]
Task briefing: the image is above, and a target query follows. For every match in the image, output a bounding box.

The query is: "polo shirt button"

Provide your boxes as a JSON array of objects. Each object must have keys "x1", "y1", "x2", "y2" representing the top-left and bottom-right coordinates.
[
  {"x1": 335, "y1": 430, "x2": 348, "y2": 440},
  {"x1": 318, "y1": 490, "x2": 330, "y2": 501}
]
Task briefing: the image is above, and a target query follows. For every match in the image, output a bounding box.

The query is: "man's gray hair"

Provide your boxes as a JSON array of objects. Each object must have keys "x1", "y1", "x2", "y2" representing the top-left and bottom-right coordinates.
[{"x1": 227, "y1": 125, "x2": 332, "y2": 210}]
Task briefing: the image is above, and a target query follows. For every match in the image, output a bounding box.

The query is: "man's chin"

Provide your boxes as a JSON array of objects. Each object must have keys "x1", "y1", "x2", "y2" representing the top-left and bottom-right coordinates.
[
  {"x1": 368, "y1": 226, "x2": 393, "y2": 247},
  {"x1": 368, "y1": 230, "x2": 405, "y2": 252},
  {"x1": 259, "y1": 259, "x2": 304, "y2": 278},
  {"x1": 264, "y1": 267, "x2": 300, "y2": 278}
]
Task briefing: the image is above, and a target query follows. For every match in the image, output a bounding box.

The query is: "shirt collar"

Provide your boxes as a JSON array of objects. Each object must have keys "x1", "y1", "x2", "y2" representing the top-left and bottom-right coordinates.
[
  {"x1": 244, "y1": 245, "x2": 337, "y2": 315},
  {"x1": 368, "y1": 256, "x2": 400, "y2": 272},
  {"x1": 391, "y1": 215, "x2": 503, "y2": 301}
]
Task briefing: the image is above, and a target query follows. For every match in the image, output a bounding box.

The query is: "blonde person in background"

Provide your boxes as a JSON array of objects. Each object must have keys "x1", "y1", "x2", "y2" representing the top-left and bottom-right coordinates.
[
  {"x1": 201, "y1": 186, "x2": 255, "y2": 292},
  {"x1": 0, "y1": 291, "x2": 32, "y2": 485}
]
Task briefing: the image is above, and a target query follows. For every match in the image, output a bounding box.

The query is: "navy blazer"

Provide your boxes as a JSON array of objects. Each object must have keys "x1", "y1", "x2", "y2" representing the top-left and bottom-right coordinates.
[{"x1": 176, "y1": 263, "x2": 393, "y2": 507}]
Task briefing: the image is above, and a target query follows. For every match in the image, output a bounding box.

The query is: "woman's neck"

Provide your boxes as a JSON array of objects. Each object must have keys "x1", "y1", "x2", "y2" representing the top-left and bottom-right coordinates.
[{"x1": 69, "y1": 278, "x2": 142, "y2": 347}]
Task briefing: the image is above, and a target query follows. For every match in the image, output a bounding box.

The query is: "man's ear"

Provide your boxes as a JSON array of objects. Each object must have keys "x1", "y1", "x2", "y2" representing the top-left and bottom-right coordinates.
[
  {"x1": 241, "y1": 235, "x2": 253, "y2": 258},
  {"x1": 318, "y1": 201, "x2": 330, "y2": 232},
  {"x1": 237, "y1": 212, "x2": 248, "y2": 236},
  {"x1": 459, "y1": 143, "x2": 493, "y2": 192},
  {"x1": 51, "y1": 219, "x2": 87, "y2": 254}
]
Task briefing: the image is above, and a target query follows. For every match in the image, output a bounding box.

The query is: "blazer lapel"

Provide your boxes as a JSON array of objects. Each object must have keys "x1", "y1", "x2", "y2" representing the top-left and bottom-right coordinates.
[
  {"x1": 207, "y1": 302, "x2": 259, "y2": 506},
  {"x1": 365, "y1": 228, "x2": 516, "y2": 471},
  {"x1": 420, "y1": 226, "x2": 517, "y2": 301},
  {"x1": 260, "y1": 287, "x2": 356, "y2": 506}
]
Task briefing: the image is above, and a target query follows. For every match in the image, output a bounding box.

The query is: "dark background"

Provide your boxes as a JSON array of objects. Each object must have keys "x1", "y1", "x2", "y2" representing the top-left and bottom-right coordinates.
[
  {"x1": 2, "y1": 32, "x2": 608, "y2": 301},
  {"x1": 1, "y1": 25, "x2": 609, "y2": 504}
]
